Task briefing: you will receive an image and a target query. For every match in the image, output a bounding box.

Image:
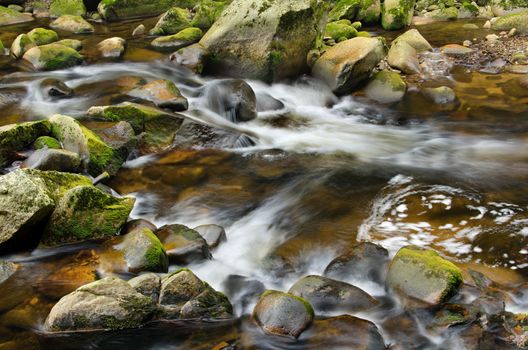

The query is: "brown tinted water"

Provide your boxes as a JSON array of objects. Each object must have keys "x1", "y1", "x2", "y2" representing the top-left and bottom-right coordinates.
[{"x1": 0, "y1": 17, "x2": 527, "y2": 350}]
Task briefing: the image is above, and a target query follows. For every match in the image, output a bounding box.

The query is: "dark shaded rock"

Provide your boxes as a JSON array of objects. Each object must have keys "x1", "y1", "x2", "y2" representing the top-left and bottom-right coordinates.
[
  {"x1": 122, "y1": 219, "x2": 157, "y2": 235},
  {"x1": 23, "y1": 148, "x2": 81, "y2": 172},
  {"x1": 193, "y1": 224, "x2": 226, "y2": 248},
  {"x1": 202, "y1": 79, "x2": 257, "y2": 123},
  {"x1": 156, "y1": 224, "x2": 212, "y2": 264},
  {"x1": 41, "y1": 78, "x2": 73, "y2": 98}
]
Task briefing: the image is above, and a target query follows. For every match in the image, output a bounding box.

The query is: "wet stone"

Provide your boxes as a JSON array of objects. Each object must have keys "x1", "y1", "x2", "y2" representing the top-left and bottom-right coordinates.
[
  {"x1": 128, "y1": 273, "x2": 161, "y2": 303},
  {"x1": 193, "y1": 224, "x2": 226, "y2": 248},
  {"x1": 156, "y1": 224, "x2": 212, "y2": 264}
]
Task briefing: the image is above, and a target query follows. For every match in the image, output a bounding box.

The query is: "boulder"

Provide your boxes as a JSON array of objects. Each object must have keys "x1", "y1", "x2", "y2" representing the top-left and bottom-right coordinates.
[
  {"x1": 386, "y1": 245, "x2": 463, "y2": 306},
  {"x1": 22, "y1": 43, "x2": 84, "y2": 70},
  {"x1": 23, "y1": 148, "x2": 81, "y2": 172},
  {"x1": 0, "y1": 120, "x2": 51, "y2": 155},
  {"x1": 191, "y1": 0, "x2": 225, "y2": 30},
  {"x1": 9, "y1": 34, "x2": 36, "y2": 59},
  {"x1": 199, "y1": 0, "x2": 327, "y2": 82},
  {"x1": 128, "y1": 273, "x2": 161, "y2": 302},
  {"x1": 381, "y1": 0, "x2": 416, "y2": 30},
  {"x1": 40, "y1": 78, "x2": 73, "y2": 98},
  {"x1": 0, "y1": 169, "x2": 92, "y2": 251},
  {"x1": 128, "y1": 79, "x2": 188, "y2": 111},
  {"x1": 288, "y1": 275, "x2": 379, "y2": 313},
  {"x1": 41, "y1": 185, "x2": 134, "y2": 246},
  {"x1": 202, "y1": 79, "x2": 257, "y2": 122},
  {"x1": 392, "y1": 29, "x2": 432, "y2": 52},
  {"x1": 151, "y1": 27, "x2": 202, "y2": 49},
  {"x1": 98, "y1": 0, "x2": 199, "y2": 21},
  {"x1": 34, "y1": 136, "x2": 61, "y2": 149},
  {"x1": 312, "y1": 37, "x2": 387, "y2": 95},
  {"x1": 149, "y1": 7, "x2": 191, "y2": 35},
  {"x1": 49, "y1": 114, "x2": 124, "y2": 176},
  {"x1": 45, "y1": 277, "x2": 157, "y2": 331},
  {"x1": 253, "y1": 290, "x2": 314, "y2": 337},
  {"x1": 107, "y1": 227, "x2": 169, "y2": 273},
  {"x1": 387, "y1": 40, "x2": 420, "y2": 74},
  {"x1": 156, "y1": 224, "x2": 212, "y2": 264},
  {"x1": 49, "y1": 0, "x2": 86, "y2": 17},
  {"x1": 97, "y1": 37, "x2": 126, "y2": 58},
  {"x1": 50, "y1": 15, "x2": 94, "y2": 34},
  {"x1": 364, "y1": 70, "x2": 406, "y2": 103},
  {"x1": 324, "y1": 242, "x2": 389, "y2": 284},
  {"x1": 159, "y1": 268, "x2": 232, "y2": 319},
  {"x1": 0, "y1": 261, "x2": 16, "y2": 284},
  {"x1": 169, "y1": 43, "x2": 207, "y2": 73},
  {"x1": 0, "y1": 5, "x2": 33, "y2": 26},
  {"x1": 86, "y1": 121, "x2": 136, "y2": 164},
  {"x1": 491, "y1": 10, "x2": 528, "y2": 33},
  {"x1": 193, "y1": 224, "x2": 226, "y2": 248}
]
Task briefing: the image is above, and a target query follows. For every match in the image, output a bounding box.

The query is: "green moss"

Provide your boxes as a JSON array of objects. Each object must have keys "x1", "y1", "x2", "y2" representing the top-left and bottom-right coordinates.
[
  {"x1": 34, "y1": 136, "x2": 62, "y2": 149},
  {"x1": 383, "y1": 0, "x2": 416, "y2": 30},
  {"x1": 21, "y1": 168, "x2": 92, "y2": 200},
  {"x1": 151, "y1": 27, "x2": 203, "y2": 48},
  {"x1": 49, "y1": 0, "x2": 86, "y2": 17},
  {"x1": 27, "y1": 28, "x2": 59, "y2": 46},
  {"x1": 56, "y1": 39, "x2": 82, "y2": 50},
  {"x1": 142, "y1": 228, "x2": 169, "y2": 272},
  {"x1": 191, "y1": 0, "x2": 225, "y2": 30},
  {"x1": 0, "y1": 120, "x2": 51, "y2": 152},
  {"x1": 27, "y1": 43, "x2": 84, "y2": 71},
  {"x1": 372, "y1": 71, "x2": 406, "y2": 92},
  {"x1": 81, "y1": 124, "x2": 119, "y2": 175},
  {"x1": 329, "y1": 0, "x2": 361, "y2": 21},
  {"x1": 325, "y1": 20, "x2": 358, "y2": 41},
  {"x1": 149, "y1": 7, "x2": 192, "y2": 35}
]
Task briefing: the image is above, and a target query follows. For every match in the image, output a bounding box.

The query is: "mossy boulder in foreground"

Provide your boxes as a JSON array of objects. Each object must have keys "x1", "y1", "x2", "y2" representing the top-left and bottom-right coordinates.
[
  {"x1": 22, "y1": 43, "x2": 84, "y2": 71},
  {"x1": 253, "y1": 290, "x2": 314, "y2": 337},
  {"x1": 199, "y1": 0, "x2": 327, "y2": 82},
  {"x1": 386, "y1": 245, "x2": 463, "y2": 306},
  {"x1": 41, "y1": 185, "x2": 134, "y2": 246}
]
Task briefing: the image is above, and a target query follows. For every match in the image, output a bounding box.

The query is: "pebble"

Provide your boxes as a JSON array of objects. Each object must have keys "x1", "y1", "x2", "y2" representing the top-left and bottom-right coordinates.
[
  {"x1": 508, "y1": 28, "x2": 517, "y2": 37},
  {"x1": 463, "y1": 40, "x2": 472, "y2": 47},
  {"x1": 483, "y1": 20, "x2": 491, "y2": 29},
  {"x1": 486, "y1": 34, "x2": 499, "y2": 42}
]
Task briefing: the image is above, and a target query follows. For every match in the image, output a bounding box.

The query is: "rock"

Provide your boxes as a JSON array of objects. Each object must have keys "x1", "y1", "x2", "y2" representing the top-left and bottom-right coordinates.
[
  {"x1": 87, "y1": 121, "x2": 136, "y2": 163},
  {"x1": 97, "y1": 37, "x2": 126, "y2": 58},
  {"x1": 483, "y1": 19, "x2": 492, "y2": 28},
  {"x1": 85, "y1": 102, "x2": 183, "y2": 154},
  {"x1": 7, "y1": 4, "x2": 23, "y2": 11},
  {"x1": 324, "y1": 242, "x2": 389, "y2": 284},
  {"x1": 22, "y1": 43, "x2": 84, "y2": 70},
  {"x1": 169, "y1": 43, "x2": 207, "y2": 73},
  {"x1": 45, "y1": 277, "x2": 157, "y2": 331},
  {"x1": 0, "y1": 120, "x2": 51, "y2": 156},
  {"x1": 222, "y1": 275, "x2": 266, "y2": 311},
  {"x1": 159, "y1": 268, "x2": 232, "y2": 319},
  {"x1": 98, "y1": 0, "x2": 198, "y2": 21},
  {"x1": 387, "y1": 40, "x2": 420, "y2": 74},
  {"x1": 27, "y1": 28, "x2": 59, "y2": 46},
  {"x1": 299, "y1": 315, "x2": 386, "y2": 349},
  {"x1": 10, "y1": 34, "x2": 36, "y2": 59},
  {"x1": 486, "y1": 33, "x2": 500, "y2": 42},
  {"x1": 202, "y1": 79, "x2": 257, "y2": 122},
  {"x1": 463, "y1": 40, "x2": 472, "y2": 47},
  {"x1": 49, "y1": 114, "x2": 124, "y2": 176},
  {"x1": 156, "y1": 224, "x2": 212, "y2": 264},
  {"x1": 128, "y1": 273, "x2": 160, "y2": 302},
  {"x1": 325, "y1": 20, "x2": 358, "y2": 42},
  {"x1": 392, "y1": 29, "x2": 432, "y2": 52},
  {"x1": 193, "y1": 224, "x2": 226, "y2": 248},
  {"x1": 173, "y1": 119, "x2": 254, "y2": 149},
  {"x1": 253, "y1": 290, "x2": 314, "y2": 337},
  {"x1": 440, "y1": 43, "x2": 474, "y2": 56},
  {"x1": 50, "y1": 15, "x2": 94, "y2": 34},
  {"x1": 108, "y1": 227, "x2": 169, "y2": 273},
  {"x1": 364, "y1": 70, "x2": 406, "y2": 103},
  {"x1": 312, "y1": 37, "x2": 387, "y2": 95},
  {"x1": 0, "y1": 169, "x2": 92, "y2": 251},
  {"x1": 132, "y1": 24, "x2": 145, "y2": 36},
  {"x1": 23, "y1": 148, "x2": 81, "y2": 172},
  {"x1": 422, "y1": 86, "x2": 456, "y2": 104},
  {"x1": 122, "y1": 219, "x2": 157, "y2": 235},
  {"x1": 199, "y1": 0, "x2": 326, "y2": 82},
  {"x1": 288, "y1": 275, "x2": 379, "y2": 313},
  {"x1": 151, "y1": 27, "x2": 202, "y2": 49},
  {"x1": 381, "y1": 0, "x2": 416, "y2": 30},
  {"x1": 0, "y1": 261, "x2": 16, "y2": 284},
  {"x1": 40, "y1": 78, "x2": 73, "y2": 98},
  {"x1": 49, "y1": 0, "x2": 86, "y2": 17},
  {"x1": 386, "y1": 245, "x2": 463, "y2": 306},
  {"x1": 505, "y1": 64, "x2": 528, "y2": 74},
  {"x1": 491, "y1": 0, "x2": 528, "y2": 16},
  {"x1": 41, "y1": 185, "x2": 134, "y2": 246},
  {"x1": 492, "y1": 10, "x2": 528, "y2": 33},
  {"x1": 150, "y1": 7, "x2": 191, "y2": 36},
  {"x1": 56, "y1": 38, "x2": 82, "y2": 51},
  {"x1": 128, "y1": 79, "x2": 188, "y2": 111},
  {"x1": 0, "y1": 5, "x2": 33, "y2": 26},
  {"x1": 34, "y1": 136, "x2": 61, "y2": 149},
  {"x1": 256, "y1": 92, "x2": 285, "y2": 112},
  {"x1": 328, "y1": 0, "x2": 360, "y2": 21},
  {"x1": 191, "y1": 0, "x2": 225, "y2": 30},
  {"x1": 424, "y1": 7, "x2": 458, "y2": 21}
]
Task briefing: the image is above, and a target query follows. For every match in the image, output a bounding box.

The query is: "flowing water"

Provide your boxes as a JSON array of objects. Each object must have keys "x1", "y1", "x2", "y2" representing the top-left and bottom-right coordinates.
[{"x1": 0, "y1": 18, "x2": 527, "y2": 350}]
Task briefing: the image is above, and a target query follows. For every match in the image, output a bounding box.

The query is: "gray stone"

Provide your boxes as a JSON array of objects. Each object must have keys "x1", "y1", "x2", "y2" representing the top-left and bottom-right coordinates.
[
  {"x1": 193, "y1": 224, "x2": 226, "y2": 248},
  {"x1": 156, "y1": 224, "x2": 212, "y2": 264}
]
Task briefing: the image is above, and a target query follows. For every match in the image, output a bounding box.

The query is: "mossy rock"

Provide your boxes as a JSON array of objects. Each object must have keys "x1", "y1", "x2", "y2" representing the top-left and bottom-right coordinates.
[
  {"x1": 0, "y1": 40, "x2": 4, "y2": 52},
  {"x1": 0, "y1": 120, "x2": 51, "y2": 155},
  {"x1": 191, "y1": 0, "x2": 225, "y2": 30},
  {"x1": 492, "y1": 10, "x2": 528, "y2": 33},
  {"x1": 156, "y1": 224, "x2": 212, "y2": 264},
  {"x1": 50, "y1": 15, "x2": 94, "y2": 34},
  {"x1": 424, "y1": 7, "x2": 458, "y2": 21},
  {"x1": 150, "y1": 7, "x2": 192, "y2": 36},
  {"x1": 381, "y1": 0, "x2": 416, "y2": 30},
  {"x1": 0, "y1": 5, "x2": 33, "y2": 26},
  {"x1": 151, "y1": 27, "x2": 202, "y2": 49},
  {"x1": 329, "y1": 0, "x2": 361, "y2": 21},
  {"x1": 357, "y1": 0, "x2": 381, "y2": 23},
  {"x1": 325, "y1": 20, "x2": 358, "y2": 42},
  {"x1": 41, "y1": 185, "x2": 134, "y2": 246},
  {"x1": 49, "y1": 0, "x2": 86, "y2": 17},
  {"x1": 27, "y1": 28, "x2": 59, "y2": 46},
  {"x1": 49, "y1": 114, "x2": 125, "y2": 176},
  {"x1": 386, "y1": 245, "x2": 463, "y2": 306},
  {"x1": 56, "y1": 39, "x2": 83, "y2": 51},
  {"x1": 22, "y1": 43, "x2": 84, "y2": 71},
  {"x1": 10, "y1": 33, "x2": 36, "y2": 59},
  {"x1": 364, "y1": 70, "x2": 406, "y2": 103},
  {"x1": 98, "y1": 0, "x2": 200, "y2": 21}
]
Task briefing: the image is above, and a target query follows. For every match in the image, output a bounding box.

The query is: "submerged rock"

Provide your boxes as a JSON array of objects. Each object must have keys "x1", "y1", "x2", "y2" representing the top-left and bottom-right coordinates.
[
  {"x1": 128, "y1": 79, "x2": 188, "y2": 111},
  {"x1": 22, "y1": 43, "x2": 84, "y2": 70},
  {"x1": 23, "y1": 148, "x2": 81, "y2": 172},
  {"x1": 386, "y1": 245, "x2": 463, "y2": 306},
  {"x1": 45, "y1": 277, "x2": 157, "y2": 331},
  {"x1": 151, "y1": 27, "x2": 202, "y2": 49},
  {"x1": 41, "y1": 185, "x2": 134, "y2": 246},
  {"x1": 150, "y1": 7, "x2": 191, "y2": 36},
  {"x1": 364, "y1": 70, "x2": 407, "y2": 103},
  {"x1": 50, "y1": 15, "x2": 94, "y2": 34},
  {"x1": 382, "y1": 0, "x2": 416, "y2": 30},
  {"x1": 288, "y1": 275, "x2": 379, "y2": 313},
  {"x1": 49, "y1": 0, "x2": 86, "y2": 17},
  {"x1": 156, "y1": 224, "x2": 212, "y2": 264},
  {"x1": 0, "y1": 5, "x2": 33, "y2": 26},
  {"x1": 312, "y1": 37, "x2": 387, "y2": 94},
  {"x1": 193, "y1": 224, "x2": 226, "y2": 248},
  {"x1": 159, "y1": 268, "x2": 232, "y2": 319},
  {"x1": 199, "y1": 0, "x2": 326, "y2": 82},
  {"x1": 422, "y1": 86, "x2": 457, "y2": 104},
  {"x1": 202, "y1": 79, "x2": 257, "y2": 122},
  {"x1": 97, "y1": 37, "x2": 126, "y2": 58},
  {"x1": 253, "y1": 290, "x2": 314, "y2": 337}
]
